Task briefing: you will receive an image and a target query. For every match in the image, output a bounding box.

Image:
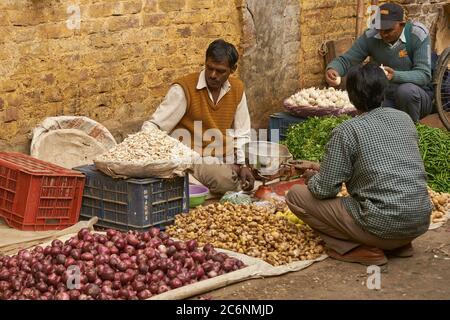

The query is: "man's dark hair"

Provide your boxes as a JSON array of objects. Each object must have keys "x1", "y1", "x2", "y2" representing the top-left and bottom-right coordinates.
[
  {"x1": 206, "y1": 39, "x2": 239, "y2": 69},
  {"x1": 346, "y1": 63, "x2": 388, "y2": 112}
]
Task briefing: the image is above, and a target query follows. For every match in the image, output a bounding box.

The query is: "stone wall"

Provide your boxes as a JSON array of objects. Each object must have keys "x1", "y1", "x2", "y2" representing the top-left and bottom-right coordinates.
[
  {"x1": 0, "y1": 0, "x2": 242, "y2": 152},
  {"x1": 298, "y1": 0, "x2": 361, "y2": 88},
  {"x1": 0, "y1": 0, "x2": 447, "y2": 152},
  {"x1": 239, "y1": 0, "x2": 366, "y2": 128},
  {"x1": 297, "y1": 0, "x2": 448, "y2": 89},
  {"x1": 399, "y1": 0, "x2": 446, "y2": 30},
  {"x1": 239, "y1": 0, "x2": 301, "y2": 129}
]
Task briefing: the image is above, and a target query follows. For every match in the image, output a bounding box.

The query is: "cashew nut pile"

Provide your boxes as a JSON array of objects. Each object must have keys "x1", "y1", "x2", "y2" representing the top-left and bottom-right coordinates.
[
  {"x1": 166, "y1": 203, "x2": 325, "y2": 266},
  {"x1": 285, "y1": 87, "x2": 356, "y2": 110},
  {"x1": 428, "y1": 187, "x2": 450, "y2": 224},
  {"x1": 96, "y1": 128, "x2": 199, "y2": 163}
]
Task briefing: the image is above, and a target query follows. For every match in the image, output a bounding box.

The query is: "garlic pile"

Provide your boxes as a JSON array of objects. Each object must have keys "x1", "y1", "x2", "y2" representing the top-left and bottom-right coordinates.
[
  {"x1": 96, "y1": 128, "x2": 199, "y2": 164},
  {"x1": 285, "y1": 87, "x2": 355, "y2": 110}
]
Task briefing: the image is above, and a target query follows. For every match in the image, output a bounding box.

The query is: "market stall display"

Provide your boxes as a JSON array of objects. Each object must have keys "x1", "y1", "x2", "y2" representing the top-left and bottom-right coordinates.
[
  {"x1": 166, "y1": 202, "x2": 325, "y2": 266},
  {"x1": 0, "y1": 227, "x2": 246, "y2": 300},
  {"x1": 284, "y1": 87, "x2": 357, "y2": 117},
  {"x1": 94, "y1": 128, "x2": 199, "y2": 179}
]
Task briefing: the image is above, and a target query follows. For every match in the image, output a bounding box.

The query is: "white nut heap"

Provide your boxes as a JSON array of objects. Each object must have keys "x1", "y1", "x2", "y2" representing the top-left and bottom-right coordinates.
[
  {"x1": 286, "y1": 87, "x2": 355, "y2": 110},
  {"x1": 97, "y1": 127, "x2": 199, "y2": 164}
]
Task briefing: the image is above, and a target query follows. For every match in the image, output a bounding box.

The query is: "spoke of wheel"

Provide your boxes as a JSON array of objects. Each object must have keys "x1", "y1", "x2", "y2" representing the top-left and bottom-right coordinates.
[{"x1": 432, "y1": 48, "x2": 450, "y2": 130}]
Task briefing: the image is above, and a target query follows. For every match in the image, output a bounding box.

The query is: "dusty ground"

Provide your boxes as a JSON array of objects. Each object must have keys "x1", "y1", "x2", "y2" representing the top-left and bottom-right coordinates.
[{"x1": 199, "y1": 221, "x2": 450, "y2": 300}]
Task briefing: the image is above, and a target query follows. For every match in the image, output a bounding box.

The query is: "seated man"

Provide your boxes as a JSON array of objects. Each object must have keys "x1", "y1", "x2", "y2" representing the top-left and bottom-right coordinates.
[
  {"x1": 286, "y1": 63, "x2": 432, "y2": 266},
  {"x1": 326, "y1": 2, "x2": 433, "y2": 122},
  {"x1": 142, "y1": 39, "x2": 254, "y2": 194}
]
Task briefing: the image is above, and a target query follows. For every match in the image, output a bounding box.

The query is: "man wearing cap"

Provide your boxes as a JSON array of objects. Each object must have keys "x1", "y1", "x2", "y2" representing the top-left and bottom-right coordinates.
[{"x1": 326, "y1": 3, "x2": 433, "y2": 122}]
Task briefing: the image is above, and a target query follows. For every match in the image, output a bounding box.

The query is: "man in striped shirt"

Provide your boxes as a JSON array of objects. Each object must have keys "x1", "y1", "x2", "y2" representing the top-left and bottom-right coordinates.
[
  {"x1": 287, "y1": 63, "x2": 432, "y2": 266},
  {"x1": 326, "y1": 3, "x2": 433, "y2": 122}
]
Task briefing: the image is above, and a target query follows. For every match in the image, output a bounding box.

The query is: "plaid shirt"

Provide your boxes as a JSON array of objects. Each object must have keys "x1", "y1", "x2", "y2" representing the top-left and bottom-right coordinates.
[{"x1": 308, "y1": 108, "x2": 432, "y2": 239}]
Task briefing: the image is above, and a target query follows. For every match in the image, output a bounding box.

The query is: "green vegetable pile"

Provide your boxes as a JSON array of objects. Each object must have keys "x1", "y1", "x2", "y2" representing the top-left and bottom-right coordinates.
[
  {"x1": 283, "y1": 117, "x2": 450, "y2": 193},
  {"x1": 282, "y1": 115, "x2": 351, "y2": 162},
  {"x1": 416, "y1": 124, "x2": 450, "y2": 193}
]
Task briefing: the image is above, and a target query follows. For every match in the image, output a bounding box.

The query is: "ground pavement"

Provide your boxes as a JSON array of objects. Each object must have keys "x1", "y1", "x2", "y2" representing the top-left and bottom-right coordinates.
[{"x1": 200, "y1": 221, "x2": 450, "y2": 300}]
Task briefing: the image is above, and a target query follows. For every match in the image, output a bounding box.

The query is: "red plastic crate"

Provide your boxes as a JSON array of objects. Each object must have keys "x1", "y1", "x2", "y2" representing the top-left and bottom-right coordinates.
[{"x1": 0, "y1": 152, "x2": 85, "y2": 231}]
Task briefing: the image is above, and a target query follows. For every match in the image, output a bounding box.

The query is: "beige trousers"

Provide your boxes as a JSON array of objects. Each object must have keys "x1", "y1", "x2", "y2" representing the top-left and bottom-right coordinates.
[
  {"x1": 191, "y1": 163, "x2": 240, "y2": 195},
  {"x1": 286, "y1": 185, "x2": 415, "y2": 255}
]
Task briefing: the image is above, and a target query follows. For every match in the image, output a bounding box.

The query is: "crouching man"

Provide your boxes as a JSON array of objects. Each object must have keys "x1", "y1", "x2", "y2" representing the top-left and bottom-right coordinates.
[{"x1": 286, "y1": 63, "x2": 432, "y2": 266}]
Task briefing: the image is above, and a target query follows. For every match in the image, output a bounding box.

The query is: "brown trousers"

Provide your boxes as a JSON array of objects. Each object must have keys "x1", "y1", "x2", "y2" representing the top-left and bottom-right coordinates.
[
  {"x1": 191, "y1": 163, "x2": 240, "y2": 195},
  {"x1": 286, "y1": 185, "x2": 415, "y2": 255}
]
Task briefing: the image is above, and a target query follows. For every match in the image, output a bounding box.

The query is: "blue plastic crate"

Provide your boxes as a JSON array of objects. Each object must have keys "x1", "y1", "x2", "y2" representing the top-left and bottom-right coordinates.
[
  {"x1": 74, "y1": 165, "x2": 189, "y2": 232},
  {"x1": 268, "y1": 112, "x2": 306, "y2": 142}
]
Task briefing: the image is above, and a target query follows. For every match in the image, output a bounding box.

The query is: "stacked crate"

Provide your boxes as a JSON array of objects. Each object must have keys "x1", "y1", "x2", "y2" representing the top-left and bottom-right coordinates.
[
  {"x1": 268, "y1": 112, "x2": 306, "y2": 142},
  {"x1": 0, "y1": 152, "x2": 85, "y2": 231},
  {"x1": 74, "y1": 165, "x2": 189, "y2": 232}
]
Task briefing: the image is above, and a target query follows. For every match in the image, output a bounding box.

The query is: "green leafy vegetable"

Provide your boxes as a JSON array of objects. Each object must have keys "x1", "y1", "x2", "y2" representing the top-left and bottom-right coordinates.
[
  {"x1": 282, "y1": 115, "x2": 351, "y2": 162},
  {"x1": 283, "y1": 118, "x2": 449, "y2": 193}
]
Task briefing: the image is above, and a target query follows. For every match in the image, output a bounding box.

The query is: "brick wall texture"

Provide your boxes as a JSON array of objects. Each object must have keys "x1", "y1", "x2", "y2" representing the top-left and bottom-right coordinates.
[
  {"x1": 298, "y1": 0, "x2": 447, "y2": 88},
  {"x1": 0, "y1": 0, "x2": 242, "y2": 152},
  {"x1": 0, "y1": 0, "x2": 447, "y2": 151}
]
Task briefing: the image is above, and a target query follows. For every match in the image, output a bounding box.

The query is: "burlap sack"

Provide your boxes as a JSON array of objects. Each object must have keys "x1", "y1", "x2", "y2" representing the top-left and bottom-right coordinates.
[{"x1": 31, "y1": 116, "x2": 117, "y2": 169}]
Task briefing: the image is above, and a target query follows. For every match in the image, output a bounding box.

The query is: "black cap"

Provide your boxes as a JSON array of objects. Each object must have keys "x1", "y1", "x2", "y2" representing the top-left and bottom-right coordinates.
[{"x1": 372, "y1": 3, "x2": 405, "y2": 30}]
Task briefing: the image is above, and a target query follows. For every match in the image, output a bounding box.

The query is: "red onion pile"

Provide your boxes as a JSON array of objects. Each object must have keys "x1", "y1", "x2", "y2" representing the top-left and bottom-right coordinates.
[{"x1": 0, "y1": 228, "x2": 245, "y2": 300}]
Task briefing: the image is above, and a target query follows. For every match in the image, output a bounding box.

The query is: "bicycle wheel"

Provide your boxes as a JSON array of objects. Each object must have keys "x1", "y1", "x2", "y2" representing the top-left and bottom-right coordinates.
[{"x1": 435, "y1": 46, "x2": 450, "y2": 131}]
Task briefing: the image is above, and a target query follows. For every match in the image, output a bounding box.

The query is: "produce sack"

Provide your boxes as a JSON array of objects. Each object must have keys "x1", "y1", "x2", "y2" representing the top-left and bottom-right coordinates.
[
  {"x1": 220, "y1": 191, "x2": 252, "y2": 205},
  {"x1": 284, "y1": 87, "x2": 358, "y2": 117},
  {"x1": 31, "y1": 116, "x2": 117, "y2": 169},
  {"x1": 94, "y1": 128, "x2": 200, "y2": 179}
]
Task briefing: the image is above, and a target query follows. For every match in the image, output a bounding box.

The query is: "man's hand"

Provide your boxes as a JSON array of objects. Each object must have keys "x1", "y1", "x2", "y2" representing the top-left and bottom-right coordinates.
[
  {"x1": 383, "y1": 66, "x2": 395, "y2": 81},
  {"x1": 238, "y1": 166, "x2": 255, "y2": 191},
  {"x1": 325, "y1": 69, "x2": 341, "y2": 87},
  {"x1": 302, "y1": 169, "x2": 318, "y2": 184}
]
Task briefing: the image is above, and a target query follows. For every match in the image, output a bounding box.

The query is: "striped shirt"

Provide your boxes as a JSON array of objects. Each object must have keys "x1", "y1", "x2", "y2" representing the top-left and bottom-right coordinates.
[{"x1": 308, "y1": 108, "x2": 432, "y2": 239}]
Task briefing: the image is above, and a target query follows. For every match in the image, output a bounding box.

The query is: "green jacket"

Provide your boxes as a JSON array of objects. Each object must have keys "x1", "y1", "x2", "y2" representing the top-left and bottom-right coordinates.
[{"x1": 328, "y1": 22, "x2": 432, "y2": 87}]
